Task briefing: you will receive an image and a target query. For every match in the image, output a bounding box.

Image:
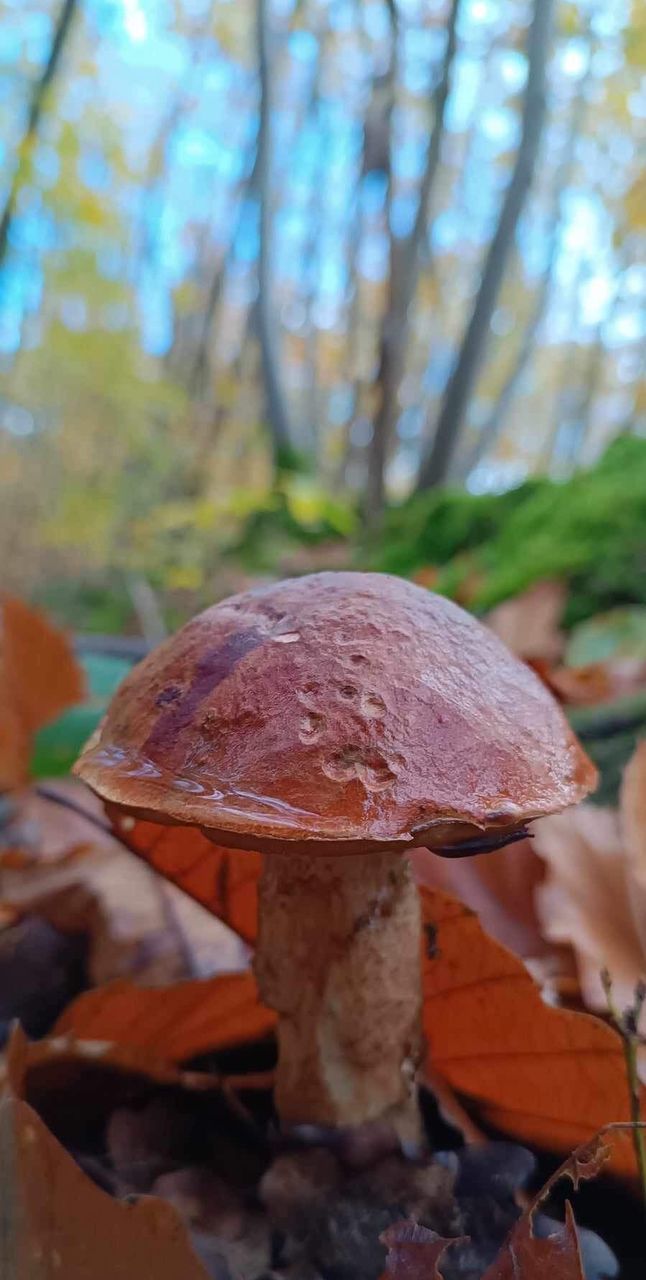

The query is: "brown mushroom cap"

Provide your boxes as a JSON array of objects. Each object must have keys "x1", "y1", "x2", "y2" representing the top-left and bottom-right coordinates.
[{"x1": 74, "y1": 572, "x2": 596, "y2": 855}]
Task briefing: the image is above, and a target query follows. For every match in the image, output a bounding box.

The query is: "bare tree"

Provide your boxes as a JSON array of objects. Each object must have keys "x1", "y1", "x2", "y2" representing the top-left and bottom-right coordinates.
[
  {"x1": 416, "y1": 0, "x2": 556, "y2": 492},
  {"x1": 365, "y1": 0, "x2": 461, "y2": 531},
  {"x1": 0, "y1": 0, "x2": 80, "y2": 284},
  {"x1": 255, "y1": 0, "x2": 295, "y2": 469},
  {"x1": 457, "y1": 44, "x2": 593, "y2": 479}
]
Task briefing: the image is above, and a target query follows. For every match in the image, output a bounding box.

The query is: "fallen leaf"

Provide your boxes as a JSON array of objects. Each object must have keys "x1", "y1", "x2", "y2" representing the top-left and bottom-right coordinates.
[
  {"x1": 380, "y1": 1220, "x2": 464, "y2": 1278},
  {"x1": 0, "y1": 596, "x2": 85, "y2": 790},
  {"x1": 530, "y1": 659, "x2": 645, "y2": 706},
  {"x1": 533, "y1": 806, "x2": 638, "y2": 1013},
  {"x1": 481, "y1": 1129, "x2": 615, "y2": 1279},
  {"x1": 53, "y1": 970, "x2": 276, "y2": 1060},
  {"x1": 4, "y1": 1022, "x2": 211, "y2": 1099},
  {"x1": 412, "y1": 841, "x2": 546, "y2": 960},
  {"x1": 106, "y1": 804, "x2": 261, "y2": 946},
  {"x1": 1, "y1": 784, "x2": 247, "y2": 985},
  {"x1": 0, "y1": 1094, "x2": 209, "y2": 1279},
  {"x1": 533, "y1": 743, "x2": 646, "y2": 1080},
  {"x1": 532, "y1": 661, "x2": 616, "y2": 706},
  {"x1": 485, "y1": 581, "x2": 566, "y2": 662},
  {"x1": 419, "y1": 887, "x2": 641, "y2": 1177}
]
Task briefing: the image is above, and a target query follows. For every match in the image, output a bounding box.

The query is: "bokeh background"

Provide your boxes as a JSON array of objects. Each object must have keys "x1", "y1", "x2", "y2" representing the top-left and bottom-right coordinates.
[{"x1": 0, "y1": 0, "x2": 644, "y2": 634}]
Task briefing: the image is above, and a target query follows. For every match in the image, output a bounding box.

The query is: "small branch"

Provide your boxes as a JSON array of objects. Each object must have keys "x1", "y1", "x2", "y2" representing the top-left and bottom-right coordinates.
[{"x1": 602, "y1": 968, "x2": 646, "y2": 1203}]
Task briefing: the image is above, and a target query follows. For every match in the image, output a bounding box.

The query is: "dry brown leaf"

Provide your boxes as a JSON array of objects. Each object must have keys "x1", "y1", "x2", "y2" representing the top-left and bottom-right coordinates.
[
  {"x1": 0, "y1": 1093, "x2": 209, "y2": 1279},
  {"x1": 106, "y1": 805, "x2": 261, "y2": 947},
  {"x1": 485, "y1": 581, "x2": 566, "y2": 662},
  {"x1": 419, "y1": 887, "x2": 641, "y2": 1177},
  {"x1": 0, "y1": 596, "x2": 85, "y2": 789},
  {"x1": 1, "y1": 784, "x2": 247, "y2": 985},
  {"x1": 412, "y1": 841, "x2": 546, "y2": 960},
  {"x1": 53, "y1": 970, "x2": 276, "y2": 1060},
  {"x1": 380, "y1": 1220, "x2": 465, "y2": 1278},
  {"x1": 480, "y1": 1130, "x2": 616, "y2": 1280},
  {"x1": 533, "y1": 741, "x2": 646, "y2": 1050},
  {"x1": 533, "y1": 661, "x2": 616, "y2": 705}
]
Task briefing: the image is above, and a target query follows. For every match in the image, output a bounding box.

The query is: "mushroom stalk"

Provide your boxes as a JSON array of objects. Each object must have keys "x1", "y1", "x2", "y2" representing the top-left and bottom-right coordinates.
[{"x1": 254, "y1": 850, "x2": 423, "y2": 1141}]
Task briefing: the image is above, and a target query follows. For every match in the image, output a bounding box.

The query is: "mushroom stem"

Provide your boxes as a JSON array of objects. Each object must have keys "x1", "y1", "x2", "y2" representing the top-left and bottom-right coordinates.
[{"x1": 254, "y1": 851, "x2": 423, "y2": 1141}]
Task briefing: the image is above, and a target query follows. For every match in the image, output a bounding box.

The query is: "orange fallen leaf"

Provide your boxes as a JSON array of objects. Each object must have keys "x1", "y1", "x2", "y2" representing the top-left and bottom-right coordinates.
[
  {"x1": 0, "y1": 1093, "x2": 209, "y2": 1279},
  {"x1": 0, "y1": 596, "x2": 85, "y2": 789},
  {"x1": 419, "y1": 887, "x2": 640, "y2": 1177},
  {"x1": 4, "y1": 1023, "x2": 273, "y2": 1113},
  {"x1": 54, "y1": 970, "x2": 276, "y2": 1061},
  {"x1": 106, "y1": 805, "x2": 260, "y2": 947}
]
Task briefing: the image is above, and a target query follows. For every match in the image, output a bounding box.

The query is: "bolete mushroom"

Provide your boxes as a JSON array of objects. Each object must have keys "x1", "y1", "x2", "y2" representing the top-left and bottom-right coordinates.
[{"x1": 74, "y1": 572, "x2": 596, "y2": 1143}]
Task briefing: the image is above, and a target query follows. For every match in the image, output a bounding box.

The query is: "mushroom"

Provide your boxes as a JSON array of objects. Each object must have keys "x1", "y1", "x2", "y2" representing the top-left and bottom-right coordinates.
[{"x1": 74, "y1": 572, "x2": 596, "y2": 1143}]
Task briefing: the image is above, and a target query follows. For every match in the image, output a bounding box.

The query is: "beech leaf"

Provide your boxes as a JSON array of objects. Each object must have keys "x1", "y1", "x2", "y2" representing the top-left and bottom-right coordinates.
[
  {"x1": 0, "y1": 596, "x2": 85, "y2": 790},
  {"x1": 0, "y1": 1093, "x2": 209, "y2": 1280},
  {"x1": 54, "y1": 970, "x2": 276, "y2": 1060}
]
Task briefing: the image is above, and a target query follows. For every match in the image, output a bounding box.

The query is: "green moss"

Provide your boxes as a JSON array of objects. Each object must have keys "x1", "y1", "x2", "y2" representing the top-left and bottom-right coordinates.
[{"x1": 373, "y1": 435, "x2": 646, "y2": 627}]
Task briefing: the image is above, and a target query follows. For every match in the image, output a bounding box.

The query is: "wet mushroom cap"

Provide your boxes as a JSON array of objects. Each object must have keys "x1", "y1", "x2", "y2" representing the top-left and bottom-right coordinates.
[{"x1": 74, "y1": 572, "x2": 596, "y2": 855}]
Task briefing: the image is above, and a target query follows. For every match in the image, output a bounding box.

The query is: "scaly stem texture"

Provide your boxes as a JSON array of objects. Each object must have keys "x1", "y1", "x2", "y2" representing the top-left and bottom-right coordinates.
[{"x1": 254, "y1": 850, "x2": 423, "y2": 1140}]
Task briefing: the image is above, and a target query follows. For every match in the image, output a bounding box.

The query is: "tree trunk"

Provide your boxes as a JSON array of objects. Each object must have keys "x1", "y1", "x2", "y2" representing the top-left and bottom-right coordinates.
[
  {"x1": 457, "y1": 44, "x2": 593, "y2": 479},
  {"x1": 256, "y1": 0, "x2": 295, "y2": 470},
  {"x1": 365, "y1": 0, "x2": 461, "y2": 533},
  {"x1": 415, "y1": 0, "x2": 556, "y2": 493},
  {"x1": 363, "y1": 0, "x2": 399, "y2": 531},
  {"x1": 0, "y1": 0, "x2": 79, "y2": 283}
]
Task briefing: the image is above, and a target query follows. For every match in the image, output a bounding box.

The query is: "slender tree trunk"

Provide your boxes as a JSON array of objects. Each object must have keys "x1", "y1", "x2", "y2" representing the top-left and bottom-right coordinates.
[
  {"x1": 256, "y1": 0, "x2": 295, "y2": 470},
  {"x1": 365, "y1": 0, "x2": 461, "y2": 532},
  {"x1": 363, "y1": 0, "x2": 399, "y2": 529},
  {"x1": 0, "y1": 0, "x2": 79, "y2": 283},
  {"x1": 187, "y1": 148, "x2": 260, "y2": 398},
  {"x1": 457, "y1": 52, "x2": 592, "y2": 478},
  {"x1": 415, "y1": 0, "x2": 555, "y2": 493}
]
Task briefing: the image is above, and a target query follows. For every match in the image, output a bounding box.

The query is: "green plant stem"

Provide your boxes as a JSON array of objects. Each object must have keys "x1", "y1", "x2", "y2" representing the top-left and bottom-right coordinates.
[{"x1": 601, "y1": 969, "x2": 646, "y2": 1205}]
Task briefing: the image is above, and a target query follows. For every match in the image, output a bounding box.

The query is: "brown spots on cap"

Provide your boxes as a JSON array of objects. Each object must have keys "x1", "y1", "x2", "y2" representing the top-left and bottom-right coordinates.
[
  {"x1": 322, "y1": 746, "x2": 397, "y2": 791},
  {"x1": 360, "y1": 691, "x2": 386, "y2": 719},
  {"x1": 299, "y1": 710, "x2": 326, "y2": 743},
  {"x1": 338, "y1": 683, "x2": 358, "y2": 700}
]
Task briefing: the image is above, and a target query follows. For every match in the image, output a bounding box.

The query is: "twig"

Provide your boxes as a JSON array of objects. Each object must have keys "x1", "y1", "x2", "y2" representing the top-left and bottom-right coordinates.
[{"x1": 601, "y1": 968, "x2": 646, "y2": 1203}]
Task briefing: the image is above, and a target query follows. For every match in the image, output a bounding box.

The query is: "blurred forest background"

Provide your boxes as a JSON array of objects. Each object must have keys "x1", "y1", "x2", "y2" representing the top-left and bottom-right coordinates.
[{"x1": 0, "y1": 0, "x2": 644, "y2": 635}]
